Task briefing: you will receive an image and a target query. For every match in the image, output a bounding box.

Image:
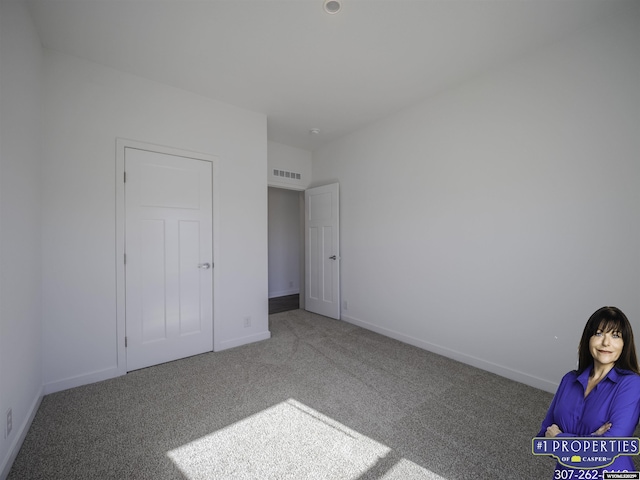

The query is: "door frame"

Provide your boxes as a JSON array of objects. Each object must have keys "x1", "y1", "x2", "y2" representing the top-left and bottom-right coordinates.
[
  {"x1": 115, "y1": 138, "x2": 220, "y2": 375},
  {"x1": 267, "y1": 187, "x2": 305, "y2": 310},
  {"x1": 266, "y1": 183, "x2": 342, "y2": 317}
]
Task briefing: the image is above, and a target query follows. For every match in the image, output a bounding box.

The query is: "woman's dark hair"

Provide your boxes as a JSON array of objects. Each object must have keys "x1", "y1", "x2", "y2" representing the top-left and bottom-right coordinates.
[{"x1": 577, "y1": 306, "x2": 639, "y2": 374}]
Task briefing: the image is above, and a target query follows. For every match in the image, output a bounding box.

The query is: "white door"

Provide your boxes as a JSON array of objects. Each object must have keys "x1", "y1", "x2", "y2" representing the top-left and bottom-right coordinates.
[
  {"x1": 125, "y1": 148, "x2": 213, "y2": 371},
  {"x1": 305, "y1": 183, "x2": 340, "y2": 319}
]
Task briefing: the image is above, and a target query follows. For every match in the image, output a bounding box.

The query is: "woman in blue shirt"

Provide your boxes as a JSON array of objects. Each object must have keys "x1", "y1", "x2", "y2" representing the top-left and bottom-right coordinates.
[{"x1": 538, "y1": 306, "x2": 640, "y2": 478}]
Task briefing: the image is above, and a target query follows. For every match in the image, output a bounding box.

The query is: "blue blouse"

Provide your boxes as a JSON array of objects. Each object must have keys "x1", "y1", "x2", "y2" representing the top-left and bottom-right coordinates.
[{"x1": 538, "y1": 366, "x2": 640, "y2": 476}]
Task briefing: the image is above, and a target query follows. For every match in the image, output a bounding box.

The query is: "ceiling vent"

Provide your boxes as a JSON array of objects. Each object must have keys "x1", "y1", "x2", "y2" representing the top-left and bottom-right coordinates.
[{"x1": 273, "y1": 169, "x2": 302, "y2": 180}]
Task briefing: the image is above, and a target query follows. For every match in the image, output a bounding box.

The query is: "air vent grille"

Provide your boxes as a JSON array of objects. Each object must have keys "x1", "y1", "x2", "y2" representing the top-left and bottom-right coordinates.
[{"x1": 273, "y1": 169, "x2": 302, "y2": 180}]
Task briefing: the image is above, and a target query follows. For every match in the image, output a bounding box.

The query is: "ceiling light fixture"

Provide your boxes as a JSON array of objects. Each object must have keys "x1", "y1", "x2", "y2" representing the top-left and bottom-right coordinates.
[
  {"x1": 309, "y1": 128, "x2": 321, "y2": 135},
  {"x1": 323, "y1": 0, "x2": 342, "y2": 15}
]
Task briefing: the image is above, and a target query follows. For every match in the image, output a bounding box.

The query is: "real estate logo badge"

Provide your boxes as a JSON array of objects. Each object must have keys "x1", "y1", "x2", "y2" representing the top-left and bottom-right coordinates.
[{"x1": 532, "y1": 437, "x2": 640, "y2": 469}]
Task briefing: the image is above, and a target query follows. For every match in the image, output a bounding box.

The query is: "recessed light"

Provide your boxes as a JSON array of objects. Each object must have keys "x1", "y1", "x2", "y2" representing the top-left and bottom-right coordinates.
[
  {"x1": 309, "y1": 128, "x2": 321, "y2": 135},
  {"x1": 323, "y1": 0, "x2": 342, "y2": 15}
]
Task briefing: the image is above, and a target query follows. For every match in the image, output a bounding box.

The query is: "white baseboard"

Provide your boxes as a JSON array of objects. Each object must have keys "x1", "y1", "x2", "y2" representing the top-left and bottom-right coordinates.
[
  {"x1": 42, "y1": 330, "x2": 273, "y2": 394},
  {"x1": 43, "y1": 366, "x2": 121, "y2": 395},
  {"x1": 0, "y1": 387, "x2": 43, "y2": 480},
  {"x1": 43, "y1": 330, "x2": 274, "y2": 392},
  {"x1": 214, "y1": 330, "x2": 271, "y2": 352},
  {"x1": 341, "y1": 313, "x2": 558, "y2": 394},
  {"x1": 268, "y1": 289, "x2": 299, "y2": 299}
]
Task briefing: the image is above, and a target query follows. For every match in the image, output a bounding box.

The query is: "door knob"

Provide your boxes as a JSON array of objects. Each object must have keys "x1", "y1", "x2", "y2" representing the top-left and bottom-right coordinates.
[
  {"x1": 329, "y1": 255, "x2": 337, "y2": 260},
  {"x1": 198, "y1": 263, "x2": 211, "y2": 269}
]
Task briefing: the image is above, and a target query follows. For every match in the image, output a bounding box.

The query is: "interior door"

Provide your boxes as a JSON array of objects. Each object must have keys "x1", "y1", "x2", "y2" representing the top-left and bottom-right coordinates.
[
  {"x1": 305, "y1": 183, "x2": 340, "y2": 319},
  {"x1": 125, "y1": 147, "x2": 213, "y2": 371}
]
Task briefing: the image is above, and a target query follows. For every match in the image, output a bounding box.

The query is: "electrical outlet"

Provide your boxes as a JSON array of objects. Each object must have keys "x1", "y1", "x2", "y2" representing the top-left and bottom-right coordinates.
[
  {"x1": 343, "y1": 300, "x2": 348, "y2": 310},
  {"x1": 6, "y1": 408, "x2": 12, "y2": 438},
  {"x1": 289, "y1": 281, "x2": 293, "y2": 288},
  {"x1": 243, "y1": 316, "x2": 251, "y2": 328}
]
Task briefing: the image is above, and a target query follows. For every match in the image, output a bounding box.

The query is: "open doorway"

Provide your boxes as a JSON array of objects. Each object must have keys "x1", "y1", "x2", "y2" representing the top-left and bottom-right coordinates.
[{"x1": 268, "y1": 187, "x2": 304, "y2": 314}]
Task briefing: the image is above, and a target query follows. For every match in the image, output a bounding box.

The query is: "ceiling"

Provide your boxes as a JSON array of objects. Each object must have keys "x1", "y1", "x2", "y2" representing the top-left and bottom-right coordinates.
[{"x1": 27, "y1": 0, "x2": 618, "y2": 151}]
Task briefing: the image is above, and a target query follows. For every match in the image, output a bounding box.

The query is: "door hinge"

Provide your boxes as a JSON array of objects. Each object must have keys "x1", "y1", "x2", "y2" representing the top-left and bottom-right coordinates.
[
  {"x1": 124, "y1": 253, "x2": 126, "y2": 265},
  {"x1": 124, "y1": 171, "x2": 126, "y2": 183},
  {"x1": 125, "y1": 336, "x2": 128, "y2": 348}
]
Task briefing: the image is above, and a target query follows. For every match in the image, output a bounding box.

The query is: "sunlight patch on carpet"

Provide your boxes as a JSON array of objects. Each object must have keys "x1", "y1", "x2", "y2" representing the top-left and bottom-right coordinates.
[{"x1": 167, "y1": 398, "x2": 446, "y2": 479}]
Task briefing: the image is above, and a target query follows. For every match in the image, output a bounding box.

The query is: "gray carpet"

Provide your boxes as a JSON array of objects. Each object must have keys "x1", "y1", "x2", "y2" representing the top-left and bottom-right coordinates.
[{"x1": 9, "y1": 310, "x2": 568, "y2": 479}]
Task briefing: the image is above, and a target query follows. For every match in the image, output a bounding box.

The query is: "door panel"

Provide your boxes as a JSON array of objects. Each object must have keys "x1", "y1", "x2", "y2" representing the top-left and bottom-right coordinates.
[
  {"x1": 308, "y1": 226, "x2": 319, "y2": 300},
  {"x1": 125, "y1": 148, "x2": 213, "y2": 371},
  {"x1": 179, "y1": 220, "x2": 203, "y2": 335},
  {"x1": 321, "y1": 226, "x2": 334, "y2": 303},
  {"x1": 305, "y1": 183, "x2": 340, "y2": 319},
  {"x1": 139, "y1": 218, "x2": 167, "y2": 343}
]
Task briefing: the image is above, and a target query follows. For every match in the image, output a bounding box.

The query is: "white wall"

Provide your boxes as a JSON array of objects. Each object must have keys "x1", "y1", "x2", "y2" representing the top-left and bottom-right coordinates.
[
  {"x1": 267, "y1": 140, "x2": 312, "y2": 191},
  {"x1": 0, "y1": 0, "x2": 44, "y2": 476},
  {"x1": 41, "y1": 49, "x2": 270, "y2": 393},
  {"x1": 268, "y1": 188, "x2": 301, "y2": 298},
  {"x1": 312, "y1": 3, "x2": 640, "y2": 393}
]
